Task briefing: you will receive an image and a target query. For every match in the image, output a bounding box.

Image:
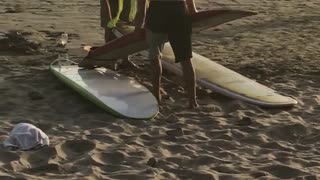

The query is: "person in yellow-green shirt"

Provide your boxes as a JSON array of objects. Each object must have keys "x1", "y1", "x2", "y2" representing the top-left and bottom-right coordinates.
[
  {"x1": 99, "y1": 0, "x2": 139, "y2": 67},
  {"x1": 100, "y1": 0, "x2": 137, "y2": 42}
]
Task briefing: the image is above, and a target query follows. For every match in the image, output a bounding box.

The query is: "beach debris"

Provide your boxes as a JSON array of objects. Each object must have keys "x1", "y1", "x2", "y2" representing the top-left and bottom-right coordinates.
[
  {"x1": 57, "y1": 32, "x2": 68, "y2": 47},
  {"x1": 236, "y1": 117, "x2": 253, "y2": 126},
  {"x1": 39, "y1": 31, "x2": 79, "y2": 38},
  {"x1": 5, "y1": 4, "x2": 24, "y2": 13},
  {"x1": 28, "y1": 91, "x2": 44, "y2": 100},
  {"x1": 164, "y1": 115, "x2": 178, "y2": 123},
  {"x1": 250, "y1": 171, "x2": 268, "y2": 178},
  {"x1": 23, "y1": 163, "x2": 62, "y2": 174},
  {"x1": 147, "y1": 157, "x2": 158, "y2": 168},
  {"x1": 166, "y1": 127, "x2": 184, "y2": 137},
  {"x1": 1, "y1": 123, "x2": 49, "y2": 151},
  {"x1": 0, "y1": 31, "x2": 41, "y2": 54},
  {"x1": 0, "y1": 32, "x2": 5, "y2": 39}
]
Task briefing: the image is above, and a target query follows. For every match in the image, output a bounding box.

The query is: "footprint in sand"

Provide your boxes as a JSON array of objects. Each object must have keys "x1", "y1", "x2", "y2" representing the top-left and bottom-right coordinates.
[
  {"x1": 177, "y1": 169, "x2": 216, "y2": 180},
  {"x1": 259, "y1": 164, "x2": 308, "y2": 179},
  {"x1": 57, "y1": 140, "x2": 95, "y2": 160},
  {"x1": 20, "y1": 146, "x2": 57, "y2": 167},
  {"x1": 0, "y1": 146, "x2": 58, "y2": 174},
  {"x1": 91, "y1": 151, "x2": 126, "y2": 165},
  {"x1": 23, "y1": 163, "x2": 61, "y2": 174},
  {"x1": 266, "y1": 123, "x2": 309, "y2": 141}
]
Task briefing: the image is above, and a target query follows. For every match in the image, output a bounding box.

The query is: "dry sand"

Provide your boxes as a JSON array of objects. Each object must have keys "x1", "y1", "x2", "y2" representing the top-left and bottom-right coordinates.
[{"x1": 1, "y1": 0, "x2": 320, "y2": 179}]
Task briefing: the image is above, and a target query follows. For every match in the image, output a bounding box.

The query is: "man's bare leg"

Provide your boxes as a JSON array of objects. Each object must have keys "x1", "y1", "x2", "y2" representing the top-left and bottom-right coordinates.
[
  {"x1": 181, "y1": 59, "x2": 198, "y2": 109},
  {"x1": 151, "y1": 57, "x2": 162, "y2": 102}
]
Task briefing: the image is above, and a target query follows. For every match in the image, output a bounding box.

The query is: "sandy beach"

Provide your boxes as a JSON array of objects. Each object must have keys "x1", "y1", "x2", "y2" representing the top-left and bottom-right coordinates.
[{"x1": 0, "y1": 0, "x2": 320, "y2": 179}]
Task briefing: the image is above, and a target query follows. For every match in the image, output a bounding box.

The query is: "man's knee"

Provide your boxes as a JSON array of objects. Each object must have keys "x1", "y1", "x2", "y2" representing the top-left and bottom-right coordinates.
[{"x1": 148, "y1": 49, "x2": 162, "y2": 61}]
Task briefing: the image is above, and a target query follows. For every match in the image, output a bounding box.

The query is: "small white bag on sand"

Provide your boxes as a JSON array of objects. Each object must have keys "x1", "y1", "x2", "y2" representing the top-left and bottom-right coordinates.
[{"x1": 2, "y1": 123, "x2": 49, "y2": 151}]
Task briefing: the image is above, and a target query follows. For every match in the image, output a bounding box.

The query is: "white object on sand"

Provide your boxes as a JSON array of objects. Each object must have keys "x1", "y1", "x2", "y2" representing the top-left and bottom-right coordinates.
[
  {"x1": 50, "y1": 63, "x2": 159, "y2": 119},
  {"x1": 2, "y1": 123, "x2": 49, "y2": 151},
  {"x1": 59, "y1": 32, "x2": 68, "y2": 46}
]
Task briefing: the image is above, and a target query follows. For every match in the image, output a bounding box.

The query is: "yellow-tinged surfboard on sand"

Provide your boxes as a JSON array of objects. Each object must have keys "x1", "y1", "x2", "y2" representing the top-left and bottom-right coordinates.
[{"x1": 81, "y1": 9, "x2": 298, "y2": 107}]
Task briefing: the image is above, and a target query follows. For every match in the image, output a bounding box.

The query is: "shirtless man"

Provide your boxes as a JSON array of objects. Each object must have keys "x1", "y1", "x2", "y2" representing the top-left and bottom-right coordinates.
[
  {"x1": 136, "y1": 0, "x2": 199, "y2": 109},
  {"x1": 79, "y1": 0, "x2": 138, "y2": 68}
]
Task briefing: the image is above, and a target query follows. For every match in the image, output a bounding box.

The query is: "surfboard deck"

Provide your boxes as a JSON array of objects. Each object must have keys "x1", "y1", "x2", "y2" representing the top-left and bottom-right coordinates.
[
  {"x1": 82, "y1": 9, "x2": 257, "y2": 61},
  {"x1": 158, "y1": 44, "x2": 298, "y2": 107},
  {"x1": 50, "y1": 64, "x2": 159, "y2": 119}
]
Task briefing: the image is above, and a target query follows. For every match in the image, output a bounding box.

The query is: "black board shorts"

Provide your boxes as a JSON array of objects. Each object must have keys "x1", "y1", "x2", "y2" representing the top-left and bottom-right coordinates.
[{"x1": 145, "y1": 1, "x2": 192, "y2": 62}]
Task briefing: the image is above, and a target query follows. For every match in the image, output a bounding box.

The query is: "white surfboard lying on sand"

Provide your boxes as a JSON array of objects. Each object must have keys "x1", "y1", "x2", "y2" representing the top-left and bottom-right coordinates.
[
  {"x1": 50, "y1": 61, "x2": 159, "y2": 119},
  {"x1": 158, "y1": 44, "x2": 298, "y2": 107}
]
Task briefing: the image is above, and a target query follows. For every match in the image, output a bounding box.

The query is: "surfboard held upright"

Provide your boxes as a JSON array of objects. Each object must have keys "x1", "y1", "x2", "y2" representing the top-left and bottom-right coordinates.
[{"x1": 82, "y1": 9, "x2": 257, "y2": 61}]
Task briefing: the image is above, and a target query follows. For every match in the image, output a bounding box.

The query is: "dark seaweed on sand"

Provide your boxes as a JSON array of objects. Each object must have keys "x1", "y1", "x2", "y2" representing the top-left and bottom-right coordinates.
[{"x1": 0, "y1": 31, "x2": 41, "y2": 54}]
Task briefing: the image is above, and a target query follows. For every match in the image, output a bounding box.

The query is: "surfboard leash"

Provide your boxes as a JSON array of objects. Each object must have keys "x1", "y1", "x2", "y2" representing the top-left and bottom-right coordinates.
[{"x1": 50, "y1": 54, "x2": 78, "y2": 67}]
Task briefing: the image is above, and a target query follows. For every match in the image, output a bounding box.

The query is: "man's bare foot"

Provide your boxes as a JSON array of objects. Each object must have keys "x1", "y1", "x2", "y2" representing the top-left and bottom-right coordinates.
[{"x1": 189, "y1": 102, "x2": 199, "y2": 109}]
